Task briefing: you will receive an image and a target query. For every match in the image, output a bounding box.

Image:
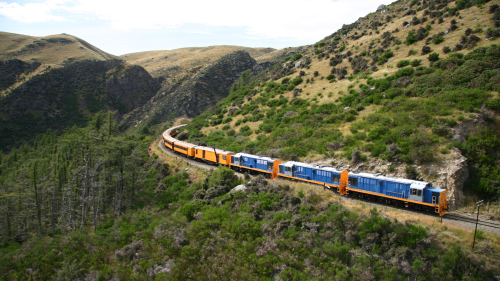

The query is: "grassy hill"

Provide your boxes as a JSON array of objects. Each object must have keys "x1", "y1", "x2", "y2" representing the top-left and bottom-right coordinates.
[
  {"x1": 120, "y1": 46, "x2": 276, "y2": 80},
  {"x1": 0, "y1": 32, "x2": 117, "y2": 65},
  {"x1": 182, "y1": 0, "x2": 500, "y2": 204},
  {"x1": 0, "y1": 32, "x2": 160, "y2": 151}
]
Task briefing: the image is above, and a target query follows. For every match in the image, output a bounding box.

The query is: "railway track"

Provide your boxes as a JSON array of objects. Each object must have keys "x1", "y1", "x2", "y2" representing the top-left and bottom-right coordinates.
[{"x1": 443, "y1": 214, "x2": 500, "y2": 230}]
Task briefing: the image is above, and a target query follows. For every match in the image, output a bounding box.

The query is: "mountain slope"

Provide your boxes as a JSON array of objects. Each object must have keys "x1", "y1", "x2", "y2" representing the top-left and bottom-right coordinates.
[
  {"x1": 0, "y1": 59, "x2": 160, "y2": 150},
  {"x1": 182, "y1": 0, "x2": 500, "y2": 207},
  {"x1": 119, "y1": 50, "x2": 258, "y2": 129},
  {"x1": 0, "y1": 32, "x2": 160, "y2": 151},
  {"x1": 0, "y1": 32, "x2": 117, "y2": 65},
  {"x1": 120, "y1": 45, "x2": 275, "y2": 80}
]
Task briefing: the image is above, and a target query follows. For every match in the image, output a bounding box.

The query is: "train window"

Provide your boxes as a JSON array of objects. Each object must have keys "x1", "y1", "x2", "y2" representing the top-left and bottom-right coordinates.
[
  {"x1": 349, "y1": 177, "x2": 358, "y2": 186},
  {"x1": 222, "y1": 156, "x2": 226, "y2": 160},
  {"x1": 332, "y1": 174, "x2": 340, "y2": 183},
  {"x1": 417, "y1": 190, "x2": 422, "y2": 196},
  {"x1": 411, "y1": 189, "x2": 417, "y2": 195}
]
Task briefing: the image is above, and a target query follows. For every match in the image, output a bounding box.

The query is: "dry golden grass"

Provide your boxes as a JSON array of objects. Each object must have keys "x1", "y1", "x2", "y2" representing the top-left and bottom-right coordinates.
[
  {"x1": 120, "y1": 45, "x2": 277, "y2": 78},
  {"x1": 0, "y1": 32, "x2": 117, "y2": 66}
]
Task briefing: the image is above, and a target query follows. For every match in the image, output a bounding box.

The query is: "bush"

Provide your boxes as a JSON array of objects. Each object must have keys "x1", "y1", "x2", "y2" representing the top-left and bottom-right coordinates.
[
  {"x1": 291, "y1": 76, "x2": 303, "y2": 86},
  {"x1": 421, "y1": 46, "x2": 432, "y2": 55},
  {"x1": 410, "y1": 59, "x2": 421, "y2": 67},
  {"x1": 442, "y1": 46, "x2": 451, "y2": 53},
  {"x1": 326, "y1": 74, "x2": 336, "y2": 80},
  {"x1": 397, "y1": 60, "x2": 411, "y2": 68},
  {"x1": 428, "y1": 52, "x2": 440, "y2": 62},
  {"x1": 291, "y1": 53, "x2": 303, "y2": 62},
  {"x1": 406, "y1": 30, "x2": 417, "y2": 45},
  {"x1": 433, "y1": 36, "x2": 444, "y2": 44}
]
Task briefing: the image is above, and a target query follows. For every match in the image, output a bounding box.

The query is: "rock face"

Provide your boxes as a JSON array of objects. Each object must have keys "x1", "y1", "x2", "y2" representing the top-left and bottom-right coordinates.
[
  {"x1": 120, "y1": 50, "x2": 258, "y2": 129},
  {"x1": 377, "y1": 4, "x2": 387, "y2": 11},
  {"x1": 451, "y1": 109, "x2": 492, "y2": 144},
  {"x1": 0, "y1": 59, "x2": 159, "y2": 150},
  {"x1": 433, "y1": 152, "x2": 468, "y2": 209}
]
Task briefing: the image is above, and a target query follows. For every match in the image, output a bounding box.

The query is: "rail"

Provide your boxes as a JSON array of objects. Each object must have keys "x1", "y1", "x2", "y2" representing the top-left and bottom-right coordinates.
[{"x1": 444, "y1": 214, "x2": 500, "y2": 230}]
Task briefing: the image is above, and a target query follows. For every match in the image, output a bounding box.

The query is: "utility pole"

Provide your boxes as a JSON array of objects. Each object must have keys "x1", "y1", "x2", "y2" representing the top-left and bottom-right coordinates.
[{"x1": 472, "y1": 200, "x2": 484, "y2": 249}]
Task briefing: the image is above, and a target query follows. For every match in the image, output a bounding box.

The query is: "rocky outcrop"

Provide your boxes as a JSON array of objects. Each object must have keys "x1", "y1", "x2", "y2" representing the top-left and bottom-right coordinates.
[
  {"x1": 120, "y1": 50, "x2": 260, "y2": 129},
  {"x1": 433, "y1": 151, "x2": 468, "y2": 209},
  {"x1": 451, "y1": 108, "x2": 494, "y2": 144}
]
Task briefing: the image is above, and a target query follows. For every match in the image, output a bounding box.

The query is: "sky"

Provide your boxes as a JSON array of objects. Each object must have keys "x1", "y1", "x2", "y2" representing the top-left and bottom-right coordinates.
[{"x1": 0, "y1": 0, "x2": 395, "y2": 56}]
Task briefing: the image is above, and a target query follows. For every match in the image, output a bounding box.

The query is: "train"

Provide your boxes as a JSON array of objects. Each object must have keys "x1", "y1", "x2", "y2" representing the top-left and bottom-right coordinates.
[{"x1": 162, "y1": 124, "x2": 448, "y2": 216}]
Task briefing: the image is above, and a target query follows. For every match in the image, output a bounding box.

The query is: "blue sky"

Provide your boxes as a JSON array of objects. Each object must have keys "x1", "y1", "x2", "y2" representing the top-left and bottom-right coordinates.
[{"x1": 1, "y1": 0, "x2": 395, "y2": 56}]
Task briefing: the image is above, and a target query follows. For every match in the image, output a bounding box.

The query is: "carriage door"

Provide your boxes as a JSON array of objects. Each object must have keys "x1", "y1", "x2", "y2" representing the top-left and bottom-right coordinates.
[
  {"x1": 234, "y1": 156, "x2": 241, "y2": 166},
  {"x1": 202, "y1": 150, "x2": 205, "y2": 159},
  {"x1": 432, "y1": 192, "x2": 440, "y2": 204},
  {"x1": 284, "y1": 165, "x2": 294, "y2": 177}
]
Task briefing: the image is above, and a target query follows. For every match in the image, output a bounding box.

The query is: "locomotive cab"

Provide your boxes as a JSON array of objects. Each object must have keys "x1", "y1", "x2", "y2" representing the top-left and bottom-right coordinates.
[
  {"x1": 232, "y1": 155, "x2": 241, "y2": 166},
  {"x1": 409, "y1": 182, "x2": 427, "y2": 202},
  {"x1": 283, "y1": 163, "x2": 294, "y2": 177}
]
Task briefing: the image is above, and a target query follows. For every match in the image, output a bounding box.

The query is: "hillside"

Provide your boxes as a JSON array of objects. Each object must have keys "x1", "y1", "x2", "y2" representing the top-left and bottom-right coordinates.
[
  {"x1": 0, "y1": 32, "x2": 117, "y2": 65},
  {"x1": 0, "y1": 32, "x2": 160, "y2": 151},
  {"x1": 1, "y1": 0, "x2": 500, "y2": 279},
  {"x1": 119, "y1": 50, "x2": 260, "y2": 130},
  {"x1": 118, "y1": 46, "x2": 303, "y2": 129},
  {"x1": 182, "y1": 0, "x2": 500, "y2": 208},
  {"x1": 120, "y1": 45, "x2": 276, "y2": 81}
]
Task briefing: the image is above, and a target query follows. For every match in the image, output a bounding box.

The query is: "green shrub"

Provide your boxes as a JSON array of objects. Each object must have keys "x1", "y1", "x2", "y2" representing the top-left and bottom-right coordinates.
[
  {"x1": 291, "y1": 53, "x2": 303, "y2": 62},
  {"x1": 433, "y1": 36, "x2": 444, "y2": 44},
  {"x1": 410, "y1": 59, "x2": 421, "y2": 67},
  {"x1": 428, "y1": 52, "x2": 440, "y2": 62},
  {"x1": 405, "y1": 30, "x2": 417, "y2": 45},
  {"x1": 397, "y1": 60, "x2": 411, "y2": 68},
  {"x1": 326, "y1": 74, "x2": 336, "y2": 80},
  {"x1": 291, "y1": 76, "x2": 303, "y2": 86}
]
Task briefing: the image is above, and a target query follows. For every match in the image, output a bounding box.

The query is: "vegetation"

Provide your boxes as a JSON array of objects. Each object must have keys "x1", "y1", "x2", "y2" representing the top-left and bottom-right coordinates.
[
  {"x1": 184, "y1": 44, "x2": 500, "y2": 199},
  {"x1": 1, "y1": 159, "x2": 495, "y2": 279}
]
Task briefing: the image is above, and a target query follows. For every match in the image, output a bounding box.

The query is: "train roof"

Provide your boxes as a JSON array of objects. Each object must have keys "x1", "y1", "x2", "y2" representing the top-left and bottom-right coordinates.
[
  {"x1": 349, "y1": 171, "x2": 418, "y2": 184},
  {"x1": 234, "y1": 153, "x2": 278, "y2": 162},
  {"x1": 194, "y1": 145, "x2": 235, "y2": 155},
  {"x1": 281, "y1": 161, "x2": 344, "y2": 173},
  {"x1": 282, "y1": 161, "x2": 430, "y2": 185},
  {"x1": 162, "y1": 124, "x2": 197, "y2": 149}
]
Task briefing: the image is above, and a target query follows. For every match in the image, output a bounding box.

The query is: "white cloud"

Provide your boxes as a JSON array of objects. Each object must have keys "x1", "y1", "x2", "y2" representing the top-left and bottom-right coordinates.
[
  {"x1": 188, "y1": 31, "x2": 213, "y2": 35},
  {"x1": 1, "y1": 0, "x2": 394, "y2": 41},
  {"x1": 0, "y1": 0, "x2": 69, "y2": 23}
]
